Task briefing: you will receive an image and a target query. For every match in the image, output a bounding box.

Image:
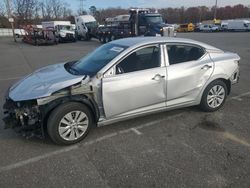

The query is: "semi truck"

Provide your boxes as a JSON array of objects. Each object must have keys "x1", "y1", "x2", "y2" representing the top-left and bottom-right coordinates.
[
  {"x1": 97, "y1": 8, "x2": 175, "y2": 43},
  {"x1": 42, "y1": 21, "x2": 76, "y2": 42}
]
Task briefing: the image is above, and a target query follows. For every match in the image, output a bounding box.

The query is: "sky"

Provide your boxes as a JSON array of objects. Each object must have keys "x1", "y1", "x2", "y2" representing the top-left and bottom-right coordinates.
[{"x1": 70, "y1": 0, "x2": 250, "y2": 10}]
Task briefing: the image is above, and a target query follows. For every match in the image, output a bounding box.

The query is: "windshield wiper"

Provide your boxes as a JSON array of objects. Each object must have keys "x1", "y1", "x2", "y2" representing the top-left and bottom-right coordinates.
[
  {"x1": 69, "y1": 66, "x2": 80, "y2": 75},
  {"x1": 65, "y1": 62, "x2": 80, "y2": 75}
]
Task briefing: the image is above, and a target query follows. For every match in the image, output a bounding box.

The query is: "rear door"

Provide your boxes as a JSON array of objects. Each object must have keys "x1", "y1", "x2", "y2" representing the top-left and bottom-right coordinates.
[
  {"x1": 165, "y1": 43, "x2": 214, "y2": 106},
  {"x1": 102, "y1": 45, "x2": 167, "y2": 118}
]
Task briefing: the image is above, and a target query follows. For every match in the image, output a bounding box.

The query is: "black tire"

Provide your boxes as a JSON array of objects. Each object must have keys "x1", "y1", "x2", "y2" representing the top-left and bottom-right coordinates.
[
  {"x1": 200, "y1": 80, "x2": 228, "y2": 112},
  {"x1": 100, "y1": 35, "x2": 106, "y2": 43},
  {"x1": 47, "y1": 102, "x2": 93, "y2": 145},
  {"x1": 105, "y1": 36, "x2": 110, "y2": 43},
  {"x1": 110, "y1": 34, "x2": 116, "y2": 41},
  {"x1": 84, "y1": 33, "x2": 91, "y2": 41},
  {"x1": 77, "y1": 35, "x2": 82, "y2": 40}
]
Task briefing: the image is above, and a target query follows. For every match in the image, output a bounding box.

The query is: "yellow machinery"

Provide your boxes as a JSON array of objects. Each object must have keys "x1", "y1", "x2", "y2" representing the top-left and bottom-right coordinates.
[{"x1": 177, "y1": 23, "x2": 195, "y2": 32}]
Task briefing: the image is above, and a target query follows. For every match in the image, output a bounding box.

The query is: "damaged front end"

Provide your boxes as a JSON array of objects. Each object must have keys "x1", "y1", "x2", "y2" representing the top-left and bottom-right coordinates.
[
  {"x1": 2, "y1": 62, "x2": 101, "y2": 139},
  {"x1": 3, "y1": 98, "x2": 44, "y2": 138}
]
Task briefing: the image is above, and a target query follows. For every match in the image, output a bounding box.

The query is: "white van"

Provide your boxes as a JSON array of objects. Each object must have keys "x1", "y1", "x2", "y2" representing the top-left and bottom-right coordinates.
[{"x1": 227, "y1": 20, "x2": 250, "y2": 31}]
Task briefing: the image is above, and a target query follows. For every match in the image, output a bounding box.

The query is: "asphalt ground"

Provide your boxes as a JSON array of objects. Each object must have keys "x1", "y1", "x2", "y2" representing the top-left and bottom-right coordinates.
[{"x1": 0, "y1": 32, "x2": 250, "y2": 187}]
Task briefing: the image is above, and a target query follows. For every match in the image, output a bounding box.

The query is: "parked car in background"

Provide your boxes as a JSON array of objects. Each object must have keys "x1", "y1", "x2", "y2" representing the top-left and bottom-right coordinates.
[
  {"x1": 3, "y1": 37, "x2": 240, "y2": 145},
  {"x1": 14, "y1": 29, "x2": 27, "y2": 38},
  {"x1": 199, "y1": 24, "x2": 220, "y2": 32}
]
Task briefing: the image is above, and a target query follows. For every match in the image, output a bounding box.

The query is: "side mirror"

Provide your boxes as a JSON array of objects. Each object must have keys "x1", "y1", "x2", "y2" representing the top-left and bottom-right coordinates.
[
  {"x1": 96, "y1": 72, "x2": 103, "y2": 79},
  {"x1": 103, "y1": 66, "x2": 116, "y2": 78}
]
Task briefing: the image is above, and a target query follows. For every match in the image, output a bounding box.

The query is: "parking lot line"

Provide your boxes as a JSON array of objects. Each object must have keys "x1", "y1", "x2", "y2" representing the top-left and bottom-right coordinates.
[
  {"x1": 0, "y1": 145, "x2": 78, "y2": 173},
  {"x1": 131, "y1": 128, "x2": 143, "y2": 135},
  {"x1": 0, "y1": 113, "x2": 183, "y2": 173},
  {"x1": 222, "y1": 132, "x2": 250, "y2": 147},
  {"x1": 230, "y1": 91, "x2": 250, "y2": 101}
]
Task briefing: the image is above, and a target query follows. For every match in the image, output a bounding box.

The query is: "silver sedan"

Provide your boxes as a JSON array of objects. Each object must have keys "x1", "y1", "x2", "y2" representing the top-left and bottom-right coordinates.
[{"x1": 3, "y1": 37, "x2": 240, "y2": 145}]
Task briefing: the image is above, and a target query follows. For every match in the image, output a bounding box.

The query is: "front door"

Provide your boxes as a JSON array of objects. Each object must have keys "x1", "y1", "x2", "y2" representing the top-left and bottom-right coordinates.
[{"x1": 102, "y1": 45, "x2": 167, "y2": 118}]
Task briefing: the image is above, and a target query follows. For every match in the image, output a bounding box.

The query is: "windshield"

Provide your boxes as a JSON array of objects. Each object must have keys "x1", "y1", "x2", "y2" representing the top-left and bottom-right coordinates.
[
  {"x1": 85, "y1": 21, "x2": 98, "y2": 28},
  {"x1": 145, "y1": 16, "x2": 163, "y2": 24},
  {"x1": 70, "y1": 43, "x2": 128, "y2": 76},
  {"x1": 58, "y1": 25, "x2": 74, "y2": 31}
]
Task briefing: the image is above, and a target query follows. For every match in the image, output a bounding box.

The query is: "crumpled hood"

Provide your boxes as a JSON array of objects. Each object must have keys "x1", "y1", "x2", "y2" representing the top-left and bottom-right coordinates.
[{"x1": 9, "y1": 63, "x2": 87, "y2": 101}]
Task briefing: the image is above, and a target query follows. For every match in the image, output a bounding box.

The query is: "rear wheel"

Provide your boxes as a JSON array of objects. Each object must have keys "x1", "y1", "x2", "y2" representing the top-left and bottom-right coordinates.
[
  {"x1": 200, "y1": 80, "x2": 228, "y2": 112},
  {"x1": 47, "y1": 102, "x2": 93, "y2": 145}
]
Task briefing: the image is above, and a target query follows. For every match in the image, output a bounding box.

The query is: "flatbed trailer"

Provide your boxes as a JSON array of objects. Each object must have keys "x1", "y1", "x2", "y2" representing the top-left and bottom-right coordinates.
[{"x1": 21, "y1": 25, "x2": 58, "y2": 45}]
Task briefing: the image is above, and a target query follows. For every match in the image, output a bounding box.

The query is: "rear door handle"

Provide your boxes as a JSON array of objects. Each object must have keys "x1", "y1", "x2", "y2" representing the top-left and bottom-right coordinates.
[
  {"x1": 152, "y1": 74, "x2": 165, "y2": 81},
  {"x1": 201, "y1": 65, "x2": 212, "y2": 70}
]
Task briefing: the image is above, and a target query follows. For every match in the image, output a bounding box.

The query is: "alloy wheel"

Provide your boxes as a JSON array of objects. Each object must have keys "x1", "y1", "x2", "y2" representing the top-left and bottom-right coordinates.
[
  {"x1": 207, "y1": 85, "x2": 225, "y2": 108},
  {"x1": 58, "y1": 110, "x2": 89, "y2": 141}
]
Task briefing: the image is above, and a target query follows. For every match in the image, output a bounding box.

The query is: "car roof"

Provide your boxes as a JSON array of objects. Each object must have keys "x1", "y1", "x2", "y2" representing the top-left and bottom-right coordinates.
[{"x1": 110, "y1": 37, "x2": 221, "y2": 51}]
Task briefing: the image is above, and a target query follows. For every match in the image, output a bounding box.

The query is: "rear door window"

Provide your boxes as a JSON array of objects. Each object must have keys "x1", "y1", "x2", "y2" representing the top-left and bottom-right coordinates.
[{"x1": 166, "y1": 44, "x2": 205, "y2": 65}]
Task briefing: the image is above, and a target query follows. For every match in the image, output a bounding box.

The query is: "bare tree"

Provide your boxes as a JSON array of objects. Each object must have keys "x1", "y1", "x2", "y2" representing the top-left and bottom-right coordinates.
[
  {"x1": 62, "y1": 3, "x2": 72, "y2": 18},
  {"x1": 39, "y1": 1, "x2": 45, "y2": 18},
  {"x1": 77, "y1": 8, "x2": 87, "y2": 15},
  {"x1": 42, "y1": 0, "x2": 53, "y2": 19},
  {"x1": 0, "y1": 2, "x2": 6, "y2": 16},
  {"x1": 50, "y1": 0, "x2": 63, "y2": 18},
  {"x1": 13, "y1": 0, "x2": 39, "y2": 23}
]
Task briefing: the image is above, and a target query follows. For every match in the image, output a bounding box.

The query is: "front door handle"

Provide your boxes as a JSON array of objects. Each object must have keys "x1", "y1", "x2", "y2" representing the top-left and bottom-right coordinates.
[
  {"x1": 152, "y1": 74, "x2": 165, "y2": 81},
  {"x1": 201, "y1": 65, "x2": 212, "y2": 70}
]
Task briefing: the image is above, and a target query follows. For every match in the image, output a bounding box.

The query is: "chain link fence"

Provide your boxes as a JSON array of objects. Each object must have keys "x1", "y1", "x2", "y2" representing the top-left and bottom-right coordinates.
[{"x1": 0, "y1": 28, "x2": 13, "y2": 36}]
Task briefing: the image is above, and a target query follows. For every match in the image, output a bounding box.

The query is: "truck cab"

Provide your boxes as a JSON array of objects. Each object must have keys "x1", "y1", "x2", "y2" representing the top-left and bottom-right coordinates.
[
  {"x1": 75, "y1": 15, "x2": 99, "y2": 40},
  {"x1": 129, "y1": 9, "x2": 174, "y2": 37}
]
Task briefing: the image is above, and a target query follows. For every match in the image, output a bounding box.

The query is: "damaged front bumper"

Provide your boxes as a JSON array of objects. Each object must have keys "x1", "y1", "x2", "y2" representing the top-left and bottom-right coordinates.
[{"x1": 2, "y1": 98, "x2": 44, "y2": 138}]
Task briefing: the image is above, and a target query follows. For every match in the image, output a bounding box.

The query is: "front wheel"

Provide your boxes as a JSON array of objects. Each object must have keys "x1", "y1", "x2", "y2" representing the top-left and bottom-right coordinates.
[
  {"x1": 100, "y1": 35, "x2": 106, "y2": 43},
  {"x1": 47, "y1": 102, "x2": 93, "y2": 145},
  {"x1": 110, "y1": 34, "x2": 116, "y2": 41},
  {"x1": 105, "y1": 35, "x2": 110, "y2": 43},
  {"x1": 200, "y1": 80, "x2": 228, "y2": 112}
]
